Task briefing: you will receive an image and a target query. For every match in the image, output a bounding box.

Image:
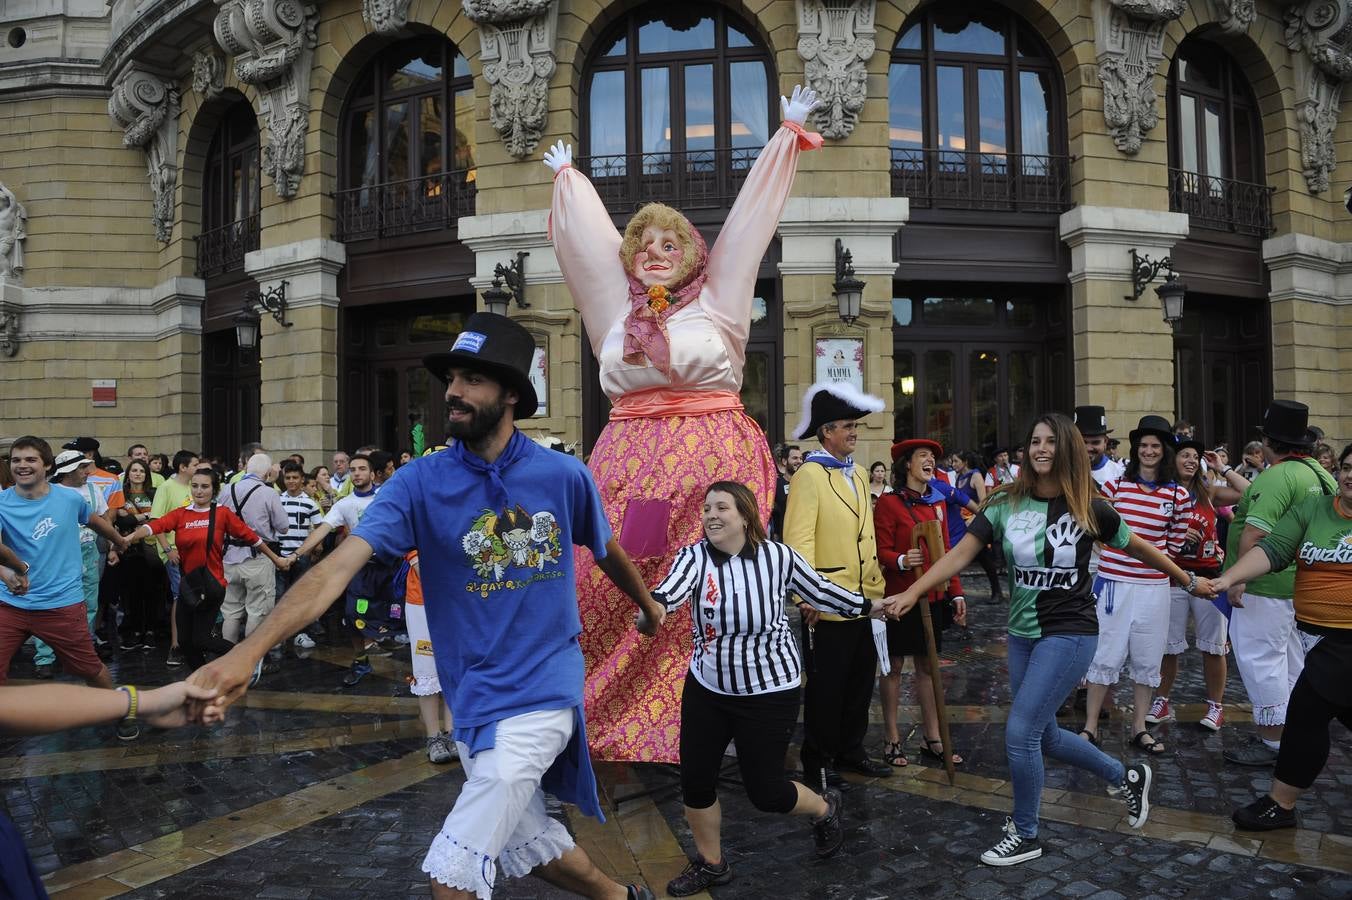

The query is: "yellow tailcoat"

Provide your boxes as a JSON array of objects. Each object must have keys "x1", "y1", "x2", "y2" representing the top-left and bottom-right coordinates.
[{"x1": 782, "y1": 460, "x2": 885, "y2": 622}]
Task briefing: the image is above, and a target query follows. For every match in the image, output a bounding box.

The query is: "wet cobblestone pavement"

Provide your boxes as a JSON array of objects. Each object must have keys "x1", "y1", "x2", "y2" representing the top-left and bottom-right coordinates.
[{"x1": 4, "y1": 583, "x2": 1350, "y2": 899}]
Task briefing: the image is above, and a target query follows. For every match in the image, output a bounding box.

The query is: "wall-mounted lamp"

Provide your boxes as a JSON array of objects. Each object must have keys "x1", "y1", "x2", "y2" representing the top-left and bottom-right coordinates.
[
  {"x1": 1156, "y1": 272, "x2": 1188, "y2": 331},
  {"x1": 0, "y1": 310, "x2": 17, "y2": 357},
  {"x1": 234, "y1": 307, "x2": 261, "y2": 352},
  {"x1": 1127, "y1": 248, "x2": 1174, "y2": 302},
  {"x1": 833, "y1": 239, "x2": 865, "y2": 325},
  {"x1": 246, "y1": 280, "x2": 291, "y2": 328},
  {"x1": 482, "y1": 252, "x2": 529, "y2": 317}
]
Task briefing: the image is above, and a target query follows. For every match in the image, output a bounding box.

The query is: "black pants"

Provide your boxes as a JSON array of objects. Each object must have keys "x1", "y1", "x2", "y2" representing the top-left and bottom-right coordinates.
[
  {"x1": 117, "y1": 546, "x2": 166, "y2": 640},
  {"x1": 680, "y1": 673, "x2": 800, "y2": 814},
  {"x1": 974, "y1": 545, "x2": 1003, "y2": 599},
  {"x1": 175, "y1": 589, "x2": 235, "y2": 670},
  {"x1": 1274, "y1": 637, "x2": 1352, "y2": 790},
  {"x1": 799, "y1": 617, "x2": 877, "y2": 784}
]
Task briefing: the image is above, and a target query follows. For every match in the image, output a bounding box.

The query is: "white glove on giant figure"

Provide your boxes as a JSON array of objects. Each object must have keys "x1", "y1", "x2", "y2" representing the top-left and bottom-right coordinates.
[
  {"x1": 780, "y1": 84, "x2": 820, "y2": 126},
  {"x1": 543, "y1": 140, "x2": 573, "y2": 174}
]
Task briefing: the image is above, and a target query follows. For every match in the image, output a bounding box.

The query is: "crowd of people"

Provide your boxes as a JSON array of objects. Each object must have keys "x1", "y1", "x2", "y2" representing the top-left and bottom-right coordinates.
[{"x1": 2, "y1": 80, "x2": 1349, "y2": 900}]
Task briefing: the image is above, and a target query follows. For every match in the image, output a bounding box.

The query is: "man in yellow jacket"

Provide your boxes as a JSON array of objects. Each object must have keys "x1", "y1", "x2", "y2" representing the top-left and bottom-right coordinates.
[{"x1": 784, "y1": 381, "x2": 891, "y2": 789}]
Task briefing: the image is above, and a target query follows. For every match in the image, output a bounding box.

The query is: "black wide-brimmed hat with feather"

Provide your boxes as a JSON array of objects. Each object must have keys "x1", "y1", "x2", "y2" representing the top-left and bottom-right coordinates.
[{"x1": 793, "y1": 381, "x2": 886, "y2": 441}]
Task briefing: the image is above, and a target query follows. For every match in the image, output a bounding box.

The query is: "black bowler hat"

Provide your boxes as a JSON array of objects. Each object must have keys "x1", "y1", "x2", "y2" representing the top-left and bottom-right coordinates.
[
  {"x1": 64, "y1": 436, "x2": 100, "y2": 453},
  {"x1": 793, "y1": 381, "x2": 885, "y2": 440},
  {"x1": 422, "y1": 313, "x2": 539, "y2": 419},
  {"x1": 1129, "y1": 415, "x2": 1176, "y2": 448},
  {"x1": 1256, "y1": 399, "x2": 1317, "y2": 447},
  {"x1": 1073, "y1": 405, "x2": 1113, "y2": 437}
]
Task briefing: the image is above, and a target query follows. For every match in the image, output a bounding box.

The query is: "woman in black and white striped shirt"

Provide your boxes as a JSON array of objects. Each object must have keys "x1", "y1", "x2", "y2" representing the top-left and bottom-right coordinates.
[{"x1": 652, "y1": 480, "x2": 887, "y2": 897}]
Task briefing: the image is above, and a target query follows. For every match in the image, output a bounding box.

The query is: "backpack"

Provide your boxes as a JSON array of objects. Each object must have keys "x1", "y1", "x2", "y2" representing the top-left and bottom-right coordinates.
[{"x1": 344, "y1": 554, "x2": 408, "y2": 641}]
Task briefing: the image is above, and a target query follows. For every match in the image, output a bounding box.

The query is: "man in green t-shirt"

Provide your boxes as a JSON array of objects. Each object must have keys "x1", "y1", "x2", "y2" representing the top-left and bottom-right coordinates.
[{"x1": 1221, "y1": 401, "x2": 1337, "y2": 766}]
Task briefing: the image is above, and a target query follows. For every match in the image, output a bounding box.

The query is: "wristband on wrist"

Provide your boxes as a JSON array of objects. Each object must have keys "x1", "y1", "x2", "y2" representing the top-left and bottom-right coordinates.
[
  {"x1": 115, "y1": 684, "x2": 139, "y2": 722},
  {"x1": 1222, "y1": 466, "x2": 1234, "y2": 477}
]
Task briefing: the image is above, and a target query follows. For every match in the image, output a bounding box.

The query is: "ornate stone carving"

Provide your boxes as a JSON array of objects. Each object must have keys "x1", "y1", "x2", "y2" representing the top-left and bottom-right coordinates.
[
  {"x1": 362, "y1": 0, "x2": 414, "y2": 34},
  {"x1": 1213, "y1": 0, "x2": 1257, "y2": 33},
  {"x1": 192, "y1": 48, "x2": 226, "y2": 99},
  {"x1": 108, "y1": 66, "x2": 180, "y2": 243},
  {"x1": 1093, "y1": 0, "x2": 1183, "y2": 155},
  {"x1": 463, "y1": 0, "x2": 557, "y2": 159},
  {"x1": 213, "y1": 0, "x2": 319, "y2": 198},
  {"x1": 794, "y1": 1, "x2": 874, "y2": 140},
  {"x1": 0, "y1": 183, "x2": 26, "y2": 280},
  {"x1": 1282, "y1": 1, "x2": 1352, "y2": 192}
]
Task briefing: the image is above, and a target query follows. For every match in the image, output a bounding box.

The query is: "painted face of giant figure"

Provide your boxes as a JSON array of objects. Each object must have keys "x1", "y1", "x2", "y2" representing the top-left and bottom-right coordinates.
[{"x1": 618, "y1": 203, "x2": 705, "y2": 293}]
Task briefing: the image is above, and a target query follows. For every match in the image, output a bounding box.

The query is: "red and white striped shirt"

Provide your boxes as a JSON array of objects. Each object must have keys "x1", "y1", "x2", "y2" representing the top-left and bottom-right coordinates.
[{"x1": 1097, "y1": 479, "x2": 1193, "y2": 584}]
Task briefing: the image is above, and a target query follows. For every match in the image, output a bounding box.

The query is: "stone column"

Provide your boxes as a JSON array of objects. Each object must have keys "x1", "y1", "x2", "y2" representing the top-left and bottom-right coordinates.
[
  {"x1": 1059, "y1": 206, "x2": 1189, "y2": 427},
  {"x1": 778, "y1": 196, "x2": 909, "y2": 464},
  {"x1": 1263, "y1": 233, "x2": 1352, "y2": 444},
  {"x1": 244, "y1": 239, "x2": 345, "y2": 462},
  {"x1": 457, "y1": 208, "x2": 581, "y2": 443},
  {"x1": 150, "y1": 276, "x2": 206, "y2": 454}
]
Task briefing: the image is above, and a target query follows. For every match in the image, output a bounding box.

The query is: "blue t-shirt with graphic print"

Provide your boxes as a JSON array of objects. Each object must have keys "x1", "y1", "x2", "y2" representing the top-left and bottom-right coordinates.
[
  {"x1": 0, "y1": 485, "x2": 90, "y2": 610},
  {"x1": 354, "y1": 434, "x2": 610, "y2": 729}
]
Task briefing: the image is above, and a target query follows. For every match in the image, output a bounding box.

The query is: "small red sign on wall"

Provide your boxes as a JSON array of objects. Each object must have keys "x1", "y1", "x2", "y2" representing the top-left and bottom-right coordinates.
[{"x1": 91, "y1": 379, "x2": 116, "y2": 407}]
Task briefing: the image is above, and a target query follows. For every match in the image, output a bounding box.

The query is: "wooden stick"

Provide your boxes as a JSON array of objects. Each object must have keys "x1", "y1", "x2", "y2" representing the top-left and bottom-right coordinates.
[{"x1": 912, "y1": 519, "x2": 956, "y2": 786}]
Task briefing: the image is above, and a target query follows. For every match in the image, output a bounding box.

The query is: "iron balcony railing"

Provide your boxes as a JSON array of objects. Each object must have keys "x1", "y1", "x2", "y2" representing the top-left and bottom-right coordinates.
[
  {"x1": 577, "y1": 146, "x2": 762, "y2": 214},
  {"x1": 1168, "y1": 168, "x2": 1274, "y2": 237},
  {"x1": 335, "y1": 168, "x2": 476, "y2": 242},
  {"x1": 890, "y1": 148, "x2": 1073, "y2": 213},
  {"x1": 194, "y1": 213, "x2": 260, "y2": 278}
]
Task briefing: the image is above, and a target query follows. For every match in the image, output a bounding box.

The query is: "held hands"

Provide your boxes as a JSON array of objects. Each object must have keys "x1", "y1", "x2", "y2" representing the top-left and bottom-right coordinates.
[
  {"x1": 1186, "y1": 575, "x2": 1219, "y2": 599},
  {"x1": 275, "y1": 554, "x2": 294, "y2": 572},
  {"x1": 780, "y1": 84, "x2": 820, "y2": 126},
  {"x1": 634, "y1": 596, "x2": 666, "y2": 636},
  {"x1": 184, "y1": 649, "x2": 260, "y2": 722},
  {"x1": 138, "y1": 682, "x2": 220, "y2": 729},
  {"x1": 881, "y1": 589, "x2": 919, "y2": 621},
  {"x1": 543, "y1": 140, "x2": 573, "y2": 174}
]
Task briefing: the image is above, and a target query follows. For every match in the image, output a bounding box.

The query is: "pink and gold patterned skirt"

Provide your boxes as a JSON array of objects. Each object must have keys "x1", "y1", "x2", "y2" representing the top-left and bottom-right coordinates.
[{"x1": 577, "y1": 408, "x2": 776, "y2": 762}]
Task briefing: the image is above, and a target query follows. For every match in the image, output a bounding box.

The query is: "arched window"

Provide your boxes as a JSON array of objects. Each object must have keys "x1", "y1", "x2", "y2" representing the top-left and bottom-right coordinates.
[
  {"x1": 197, "y1": 99, "x2": 260, "y2": 278},
  {"x1": 580, "y1": 4, "x2": 774, "y2": 214},
  {"x1": 338, "y1": 36, "x2": 475, "y2": 240},
  {"x1": 1166, "y1": 38, "x2": 1269, "y2": 235},
  {"x1": 888, "y1": 4, "x2": 1067, "y2": 211}
]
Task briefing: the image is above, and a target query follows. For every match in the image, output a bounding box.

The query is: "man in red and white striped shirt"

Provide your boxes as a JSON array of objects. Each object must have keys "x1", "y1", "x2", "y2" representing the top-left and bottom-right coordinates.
[{"x1": 1081, "y1": 416, "x2": 1193, "y2": 755}]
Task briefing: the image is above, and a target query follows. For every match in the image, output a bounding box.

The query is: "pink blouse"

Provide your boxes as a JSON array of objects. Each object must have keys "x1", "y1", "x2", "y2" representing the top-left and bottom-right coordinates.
[{"x1": 551, "y1": 124, "x2": 807, "y2": 402}]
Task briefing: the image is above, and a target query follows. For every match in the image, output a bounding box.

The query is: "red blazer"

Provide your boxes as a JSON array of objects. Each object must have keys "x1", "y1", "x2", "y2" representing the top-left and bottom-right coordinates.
[{"x1": 874, "y1": 488, "x2": 962, "y2": 601}]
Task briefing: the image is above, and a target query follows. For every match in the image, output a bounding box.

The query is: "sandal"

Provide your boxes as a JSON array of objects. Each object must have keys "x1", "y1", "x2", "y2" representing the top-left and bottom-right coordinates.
[
  {"x1": 883, "y1": 740, "x2": 908, "y2": 767},
  {"x1": 1078, "y1": 728, "x2": 1099, "y2": 747},
  {"x1": 919, "y1": 737, "x2": 963, "y2": 766},
  {"x1": 1131, "y1": 730, "x2": 1166, "y2": 755}
]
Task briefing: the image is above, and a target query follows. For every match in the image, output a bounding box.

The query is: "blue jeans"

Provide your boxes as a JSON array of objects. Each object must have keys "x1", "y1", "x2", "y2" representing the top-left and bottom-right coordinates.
[
  {"x1": 166, "y1": 560, "x2": 181, "y2": 599},
  {"x1": 1006, "y1": 633, "x2": 1126, "y2": 837}
]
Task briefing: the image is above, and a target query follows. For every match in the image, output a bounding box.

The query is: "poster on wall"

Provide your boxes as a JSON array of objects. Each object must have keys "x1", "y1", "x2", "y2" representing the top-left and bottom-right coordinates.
[
  {"x1": 530, "y1": 345, "x2": 548, "y2": 416},
  {"x1": 815, "y1": 337, "x2": 864, "y2": 392}
]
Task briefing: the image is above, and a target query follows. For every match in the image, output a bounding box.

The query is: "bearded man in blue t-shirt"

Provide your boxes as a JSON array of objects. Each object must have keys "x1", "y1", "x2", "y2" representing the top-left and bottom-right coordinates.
[{"x1": 189, "y1": 313, "x2": 666, "y2": 900}]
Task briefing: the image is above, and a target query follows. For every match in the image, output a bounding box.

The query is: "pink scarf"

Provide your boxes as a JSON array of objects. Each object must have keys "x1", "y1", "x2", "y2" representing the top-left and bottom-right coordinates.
[{"x1": 621, "y1": 221, "x2": 708, "y2": 376}]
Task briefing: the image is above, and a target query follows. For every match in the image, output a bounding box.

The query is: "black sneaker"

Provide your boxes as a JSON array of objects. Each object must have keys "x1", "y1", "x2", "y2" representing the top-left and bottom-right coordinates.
[
  {"x1": 1223, "y1": 734, "x2": 1280, "y2": 767},
  {"x1": 120, "y1": 636, "x2": 139, "y2": 651},
  {"x1": 1233, "y1": 795, "x2": 1297, "y2": 831},
  {"x1": 115, "y1": 719, "x2": 140, "y2": 742},
  {"x1": 165, "y1": 647, "x2": 184, "y2": 668},
  {"x1": 666, "y1": 857, "x2": 732, "y2": 896},
  {"x1": 1120, "y1": 762, "x2": 1152, "y2": 828},
  {"x1": 979, "y1": 817, "x2": 1041, "y2": 866},
  {"x1": 812, "y1": 788, "x2": 844, "y2": 858},
  {"x1": 838, "y1": 755, "x2": 892, "y2": 778}
]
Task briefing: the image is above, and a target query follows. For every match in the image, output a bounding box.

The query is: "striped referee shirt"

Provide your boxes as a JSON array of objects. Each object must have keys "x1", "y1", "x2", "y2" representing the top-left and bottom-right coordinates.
[
  {"x1": 652, "y1": 538, "x2": 871, "y2": 696},
  {"x1": 278, "y1": 491, "x2": 322, "y2": 555},
  {"x1": 1097, "y1": 478, "x2": 1193, "y2": 584}
]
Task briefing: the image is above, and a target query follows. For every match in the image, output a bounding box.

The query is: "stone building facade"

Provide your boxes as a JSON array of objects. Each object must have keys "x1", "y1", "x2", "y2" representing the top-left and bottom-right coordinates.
[{"x1": 1, "y1": 0, "x2": 1349, "y2": 466}]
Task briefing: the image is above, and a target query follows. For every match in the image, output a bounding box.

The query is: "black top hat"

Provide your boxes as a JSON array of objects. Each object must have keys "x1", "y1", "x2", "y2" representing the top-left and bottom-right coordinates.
[
  {"x1": 1128, "y1": 415, "x2": 1176, "y2": 448},
  {"x1": 64, "y1": 436, "x2": 100, "y2": 453},
  {"x1": 1073, "y1": 405, "x2": 1113, "y2": 436},
  {"x1": 793, "y1": 381, "x2": 885, "y2": 440},
  {"x1": 1256, "y1": 399, "x2": 1316, "y2": 446},
  {"x1": 422, "y1": 313, "x2": 539, "y2": 419},
  {"x1": 1176, "y1": 438, "x2": 1206, "y2": 457}
]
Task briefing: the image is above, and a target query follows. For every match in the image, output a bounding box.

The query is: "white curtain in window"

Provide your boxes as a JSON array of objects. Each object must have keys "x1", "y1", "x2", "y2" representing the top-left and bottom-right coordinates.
[
  {"x1": 641, "y1": 67, "x2": 671, "y2": 154},
  {"x1": 729, "y1": 61, "x2": 769, "y2": 148}
]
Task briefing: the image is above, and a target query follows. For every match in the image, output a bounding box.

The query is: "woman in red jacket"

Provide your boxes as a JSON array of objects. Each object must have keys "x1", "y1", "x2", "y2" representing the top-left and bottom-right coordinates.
[
  {"x1": 874, "y1": 438, "x2": 967, "y2": 768},
  {"x1": 125, "y1": 467, "x2": 288, "y2": 670}
]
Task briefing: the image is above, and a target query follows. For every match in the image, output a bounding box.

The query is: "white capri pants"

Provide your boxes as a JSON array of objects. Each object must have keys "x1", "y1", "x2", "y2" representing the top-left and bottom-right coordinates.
[
  {"x1": 423, "y1": 708, "x2": 576, "y2": 899},
  {"x1": 405, "y1": 602, "x2": 442, "y2": 696},
  {"x1": 1165, "y1": 585, "x2": 1229, "y2": 656},
  {"x1": 1229, "y1": 592, "x2": 1303, "y2": 727},
  {"x1": 1086, "y1": 577, "x2": 1170, "y2": 688}
]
